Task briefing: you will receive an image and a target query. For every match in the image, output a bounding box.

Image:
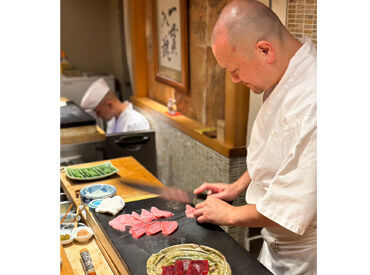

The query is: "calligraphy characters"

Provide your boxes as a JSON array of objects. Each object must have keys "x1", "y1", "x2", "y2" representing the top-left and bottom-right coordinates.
[{"x1": 160, "y1": 6, "x2": 179, "y2": 61}]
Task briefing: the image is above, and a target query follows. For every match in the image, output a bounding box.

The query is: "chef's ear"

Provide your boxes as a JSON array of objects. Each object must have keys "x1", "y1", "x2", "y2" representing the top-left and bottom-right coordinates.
[
  {"x1": 106, "y1": 100, "x2": 113, "y2": 108},
  {"x1": 256, "y1": 40, "x2": 275, "y2": 64}
]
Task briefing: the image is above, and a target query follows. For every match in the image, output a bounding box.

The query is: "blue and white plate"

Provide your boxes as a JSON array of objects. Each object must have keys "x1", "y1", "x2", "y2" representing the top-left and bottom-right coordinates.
[
  {"x1": 80, "y1": 184, "x2": 116, "y2": 204},
  {"x1": 88, "y1": 199, "x2": 103, "y2": 210}
]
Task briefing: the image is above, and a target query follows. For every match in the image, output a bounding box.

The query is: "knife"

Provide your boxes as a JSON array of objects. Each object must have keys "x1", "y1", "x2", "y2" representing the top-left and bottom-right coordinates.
[{"x1": 122, "y1": 180, "x2": 207, "y2": 204}]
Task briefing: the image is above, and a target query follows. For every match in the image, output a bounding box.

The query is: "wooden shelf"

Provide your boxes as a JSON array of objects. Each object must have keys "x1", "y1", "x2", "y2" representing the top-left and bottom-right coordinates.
[{"x1": 131, "y1": 96, "x2": 246, "y2": 158}]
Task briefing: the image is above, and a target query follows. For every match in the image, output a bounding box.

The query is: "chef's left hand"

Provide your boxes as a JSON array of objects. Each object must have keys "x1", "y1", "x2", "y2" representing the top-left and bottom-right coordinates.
[{"x1": 193, "y1": 196, "x2": 235, "y2": 225}]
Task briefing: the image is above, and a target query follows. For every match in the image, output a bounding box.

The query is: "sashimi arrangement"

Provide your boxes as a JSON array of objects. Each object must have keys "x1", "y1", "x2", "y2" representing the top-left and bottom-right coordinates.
[
  {"x1": 162, "y1": 259, "x2": 209, "y2": 275},
  {"x1": 147, "y1": 244, "x2": 231, "y2": 275},
  {"x1": 109, "y1": 206, "x2": 178, "y2": 238}
]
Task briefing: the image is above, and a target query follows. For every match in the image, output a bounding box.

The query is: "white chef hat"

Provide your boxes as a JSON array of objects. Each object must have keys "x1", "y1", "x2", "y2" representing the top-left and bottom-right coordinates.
[{"x1": 80, "y1": 78, "x2": 110, "y2": 110}]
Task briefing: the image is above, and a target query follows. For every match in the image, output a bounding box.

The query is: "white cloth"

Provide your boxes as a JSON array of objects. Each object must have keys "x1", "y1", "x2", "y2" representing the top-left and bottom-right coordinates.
[
  {"x1": 246, "y1": 38, "x2": 317, "y2": 275},
  {"x1": 80, "y1": 78, "x2": 110, "y2": 109},
  {"x1": 96, "y1": 196, "x2": 125, "y2": 216},
  {"x1": 106, "y1": 102, "x2": 150, "y2": 134}
]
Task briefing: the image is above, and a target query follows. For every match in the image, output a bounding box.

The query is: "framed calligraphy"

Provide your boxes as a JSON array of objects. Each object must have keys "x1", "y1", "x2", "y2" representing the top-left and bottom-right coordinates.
[{"x1": 152, "y1": 0, "x2": 189, "y2": 94}]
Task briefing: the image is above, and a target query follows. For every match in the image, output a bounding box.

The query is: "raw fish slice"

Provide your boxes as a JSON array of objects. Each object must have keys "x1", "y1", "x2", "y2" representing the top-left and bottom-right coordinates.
[
  {"x1": 140, "y1": 208, "x2": 155, "y2": 222},
  {"x1": 181, "y1": 260, "x2": 192, "y2": 272},
  {"x1": 162, "y1": 264, "x2": 177, "y2": 275},
  {"x1": 187, "y1": 260, "x2": 209, "y2": 275},
  {"x1": 185, "y1": 204, "x2": 195, "y2": 218},
  {"x1": 175, "y1": 260, "x2": 185, "y2": 274},
  {"x1": 131, "y1": 211, "x2": 143, "y2": 221},
  {"x1": 161, "y1": 221, "x2": 178, "y2": 236},
  {"x1": 150, "y1": 206, "x2": 174, "y2": 218},
  {"x1": 129, "y1": 221, "x2": 146, "y2": 234},
  {"x1": 119, "y1": 214, "x2": 135, "y2": 225},
  {"x1": 130, "y1": 222, "x2": 146, "y2": 238},
  {"x1": 131, "y1": 227, "x2": 146, "y2": 239},
  {"x1": 108, "y1": 215, "x2": 126, "y2": 232},
  {"x1": 145, "y1": 221, "x2": 162, "y2": 235}
]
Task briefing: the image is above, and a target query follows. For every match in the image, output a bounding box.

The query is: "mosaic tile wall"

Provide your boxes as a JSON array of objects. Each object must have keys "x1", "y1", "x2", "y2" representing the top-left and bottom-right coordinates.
[
  {"x1": 137, "y1": 107, "x2": 249, "y2": 247},
  {"x1": 286, "y1": 0, "x2": 317, "y2": 45}
]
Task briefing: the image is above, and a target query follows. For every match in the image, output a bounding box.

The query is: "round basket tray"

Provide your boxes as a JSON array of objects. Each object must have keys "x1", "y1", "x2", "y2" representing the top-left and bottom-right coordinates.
[{"x1": 146, "y1": 243, "x2": 231, "y2": 275}]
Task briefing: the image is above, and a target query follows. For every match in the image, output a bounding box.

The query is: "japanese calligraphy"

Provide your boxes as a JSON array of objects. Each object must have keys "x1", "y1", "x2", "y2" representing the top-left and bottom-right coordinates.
[{"x1": 160, "y1": 5, "x2": 179, "y2": 62}]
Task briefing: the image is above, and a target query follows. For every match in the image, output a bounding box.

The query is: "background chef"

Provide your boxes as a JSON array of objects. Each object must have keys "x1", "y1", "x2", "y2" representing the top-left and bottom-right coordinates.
[
  {"x1": 81, "y1": 78, "x2": 150, "y2": 134},
  {"x1": 193, "y1": 0, "x2": 317, "y2": 274}
]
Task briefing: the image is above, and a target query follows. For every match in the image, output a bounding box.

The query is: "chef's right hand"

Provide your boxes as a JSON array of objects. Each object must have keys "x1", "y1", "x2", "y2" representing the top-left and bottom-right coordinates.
[{"x1": 194, "y1": 182, "x2": 239, "y2": 202}]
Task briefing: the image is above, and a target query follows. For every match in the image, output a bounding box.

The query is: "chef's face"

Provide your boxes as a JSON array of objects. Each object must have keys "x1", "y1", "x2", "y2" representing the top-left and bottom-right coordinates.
[
  {"x1": 212, "y1": 38, "x2": 266, "y2": 94},
  {"x1": 94, "y1": 101, "x2": 113, "y2": 121}
]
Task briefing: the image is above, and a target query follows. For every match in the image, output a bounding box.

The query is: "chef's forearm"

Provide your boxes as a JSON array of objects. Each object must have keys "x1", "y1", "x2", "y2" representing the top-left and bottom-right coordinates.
[
  {"x1": 232, "y1": 170, "x2": 252, "y2": 195},
  {"x1": 229, "y1": 204, "x2": 279, "y2": 228}
]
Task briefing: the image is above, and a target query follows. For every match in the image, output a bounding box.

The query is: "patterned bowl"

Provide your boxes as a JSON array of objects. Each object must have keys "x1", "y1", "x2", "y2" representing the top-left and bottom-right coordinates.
[{"x1": 80, "y1": 184, "x2": 116, "y2": 204}]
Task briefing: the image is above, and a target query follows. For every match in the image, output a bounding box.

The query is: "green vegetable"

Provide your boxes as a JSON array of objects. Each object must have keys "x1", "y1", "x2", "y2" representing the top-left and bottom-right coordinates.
[{"x1": 60, "y1": 234, "x2": 70, "y2": 241}]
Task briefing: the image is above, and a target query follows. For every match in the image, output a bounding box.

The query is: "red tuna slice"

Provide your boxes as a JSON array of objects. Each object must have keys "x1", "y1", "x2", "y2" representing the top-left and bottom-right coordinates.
[
  {"x1": 145, "y1": 221, "x2": 162, "y2": 235},
  {"x1": 185, "y1": 204, "x2": 195, "y2": 218},
  {"x1": 151, "y1": 206, "x2": 174, "y2": 219},
  {"x1": 175, "y1": 260, "x2": 185, "y2": 274},
  {"x1": 161, "y1": 221, "x2": 178, "y2": 236},
  {"x1": 175, "y1": 260, "x2": 192, "y2": 274},
  {"x1": 140, "y1": 208, "x2": 155, "y2": 222},
  {"x1": 187, "y1": 260, "x2": 209, "y2": 275},
  {"x1": 129, "y1": 221, "x2": 145, "y2": 234},
  {"x1": 108, "y1": 215, "x2": 126, "y2": 232},
  {"x1": 130, "y1": 222, "x2": 146, "y2": 239},
  {"x1": 131, "y1": 211, "x2": 143, "y2": 221},
  {"x1": 162, "y1": 264, "x2": 177, "y2": 275},
  {"x1": 131, "y1": 227, "x2": 146, "y2": 239},
  {"x1": 119, "y1": 214, "x2": 138, "y2": 227}
]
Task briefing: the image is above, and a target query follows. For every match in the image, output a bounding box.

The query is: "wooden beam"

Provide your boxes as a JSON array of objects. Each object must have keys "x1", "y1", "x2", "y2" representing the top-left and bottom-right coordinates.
[
  {"x1": 224, "y1": 71, "x2": 250, "y2": 147},
  {"x1": 129, "y1": 0, "x2": 148, "y2": 97}
]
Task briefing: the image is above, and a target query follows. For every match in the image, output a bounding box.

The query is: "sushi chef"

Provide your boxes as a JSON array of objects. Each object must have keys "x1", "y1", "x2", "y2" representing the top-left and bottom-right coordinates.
[
  {"x1": 81, "y1": 78, "x2": 150, "y2": 134},
  {"x1": 193, "y1": 0, "x2": 316, "y2": 274}
]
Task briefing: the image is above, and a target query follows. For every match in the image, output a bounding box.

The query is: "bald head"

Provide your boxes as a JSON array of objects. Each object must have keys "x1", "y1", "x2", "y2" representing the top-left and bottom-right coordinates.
[{"x1": 212, "y1": 0, "x2": 287, "y2": 54}]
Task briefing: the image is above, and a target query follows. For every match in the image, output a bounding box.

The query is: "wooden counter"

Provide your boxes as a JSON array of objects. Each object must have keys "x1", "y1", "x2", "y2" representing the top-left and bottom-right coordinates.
[
  {"x1": 60, "y1": 157, "x2": 163, "y2": 274},
  {"x1": 60, "y1": 97, "x2": 106, "y2": 145}
]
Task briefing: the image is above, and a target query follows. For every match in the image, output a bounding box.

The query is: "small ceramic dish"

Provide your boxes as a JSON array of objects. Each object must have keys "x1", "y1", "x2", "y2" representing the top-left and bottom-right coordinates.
[
  {"x1": 71, "y1": 226, "x2": 94, "y2": 243},
  {"x1": 60, "y1": 213, "x2": 80, "y2": 225},
  {"x1": 88, "y1": 199, "x2": 103, "y2": 210},
  {"x1": 80, "y1": 184, "x2": 117, "y2": 205},
  {"x1": 60, "y1": 232, "x2": 73, "y2": 245}
]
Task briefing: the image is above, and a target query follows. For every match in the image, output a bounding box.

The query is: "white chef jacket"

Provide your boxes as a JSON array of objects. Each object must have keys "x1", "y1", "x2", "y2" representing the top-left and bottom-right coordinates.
[
  {"x1": 246, "y1": 37, "x2": 317, "y2": 275},
  {"x1": 106, "y1": 102, "x2": 150, "y2": 134}
]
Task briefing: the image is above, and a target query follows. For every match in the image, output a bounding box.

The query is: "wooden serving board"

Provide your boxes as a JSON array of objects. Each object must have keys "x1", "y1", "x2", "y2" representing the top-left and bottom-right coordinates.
[{"x1": 63, "y1": 237, "x2": 114, "y2": 275}]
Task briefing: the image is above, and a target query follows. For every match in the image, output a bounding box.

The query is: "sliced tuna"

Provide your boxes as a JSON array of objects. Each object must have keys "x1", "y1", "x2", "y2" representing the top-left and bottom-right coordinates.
[
  {"x1": 161, "y1": 221, "x2": 178, "y2": 236},
  {"x1": 145, "y1": 221, "x2": 162, "y2": 235},
  {"x1": 130, "y1": 222, "x2": 146, "y2": 239},
  {"x1": 108, "y1": 215, "x2": 126, "y2": 232},
  {"x1": 150, "y1": 206, "x2": 174, "y2": 218},
  {"x1": 187, "y1": 260, "x2": 209, "y2": 275},
  {"x1": 185, "y1": 204, "x2": 195, "y2": 218},
  {"x1": 140, "y1": 208, "x2": 155, "y2": 222},
  {"x1": 161, "y1": 264, "x2": 177, "y2": 275},
  {"x1": 131, "y1": 211, "x2": 143, "y2": 221}
]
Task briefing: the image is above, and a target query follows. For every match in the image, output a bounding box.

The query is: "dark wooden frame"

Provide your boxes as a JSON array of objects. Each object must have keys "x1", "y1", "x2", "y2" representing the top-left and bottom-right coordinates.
[{"x1": 152, "y1": 0, "x2": 189, "y2": 94}]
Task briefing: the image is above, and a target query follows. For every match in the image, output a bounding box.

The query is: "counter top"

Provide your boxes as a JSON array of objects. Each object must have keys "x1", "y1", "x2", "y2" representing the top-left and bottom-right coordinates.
[{"x1": 60, "y1": 157, "x2": 270, "y2": 274}]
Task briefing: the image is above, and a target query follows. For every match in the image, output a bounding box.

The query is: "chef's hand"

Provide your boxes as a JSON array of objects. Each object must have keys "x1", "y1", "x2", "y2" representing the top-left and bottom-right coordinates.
[
  {"x1": 193, "y1": 196, "x2": 235, "y2": 225},
  {"x1": 193, "y1": 182, "x2": 239, "y2": 202}
]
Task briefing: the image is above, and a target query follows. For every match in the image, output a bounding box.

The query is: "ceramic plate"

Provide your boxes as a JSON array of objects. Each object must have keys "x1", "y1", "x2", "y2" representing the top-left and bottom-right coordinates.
[
  {"x1": 80, "y1": 184, "x2": 117, "y2": 204},
  {"x1": 65, "y1": 161, "x2": 119, "y2": 181},
  {"x1": 60, "y1": 222, "x2": 85, "y2": 245}
]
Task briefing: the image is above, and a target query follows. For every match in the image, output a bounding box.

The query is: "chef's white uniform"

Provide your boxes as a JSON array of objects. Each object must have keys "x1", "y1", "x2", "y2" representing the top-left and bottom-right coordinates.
[
  {"x1": 106, "y1": 102, "x2": 150, "y2": 134},
  {"x1": 246, "y1": 38, "x2": 317, "y2": 275}
]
